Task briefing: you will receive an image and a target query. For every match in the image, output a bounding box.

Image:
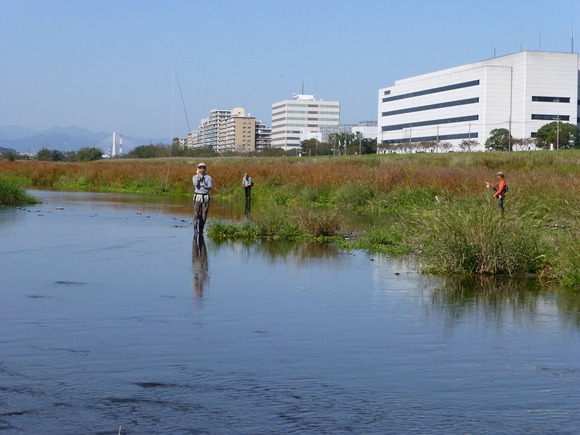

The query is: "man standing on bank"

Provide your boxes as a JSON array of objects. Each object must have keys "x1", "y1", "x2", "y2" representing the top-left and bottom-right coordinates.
[
  {"x1": 485, "y1": 171, "x2": 507, "y2": 213},
  {"x1": 242, "y1": 172, "x2": 253, "y2": 213},
  {"x1": 193, "y1": 162, "x2": 213, "y2": 235}
]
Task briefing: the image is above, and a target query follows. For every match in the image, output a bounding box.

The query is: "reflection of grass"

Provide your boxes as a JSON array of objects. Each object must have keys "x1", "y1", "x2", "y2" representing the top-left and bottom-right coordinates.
[
  {"x1": 1, "y1": 151, "x2": 578, "y2": 289},
  {"x1": 429, "y1": 274, "x2": 580, "y2": 329}
]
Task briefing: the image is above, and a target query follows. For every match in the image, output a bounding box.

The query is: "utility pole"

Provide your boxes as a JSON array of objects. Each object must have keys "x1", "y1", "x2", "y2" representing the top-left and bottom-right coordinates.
[
  {"x1": 556, "y1": 115, "x2": 560, "y2": 150},
  {"x1": 508, "y1": 118, "x2": 512, "y2": 152}
]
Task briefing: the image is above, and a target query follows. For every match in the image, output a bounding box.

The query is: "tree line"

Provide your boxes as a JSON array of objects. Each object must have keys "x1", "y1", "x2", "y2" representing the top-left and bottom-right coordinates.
[{"x1": 1, "y1": 121, "x2": 577, "y2": 162}]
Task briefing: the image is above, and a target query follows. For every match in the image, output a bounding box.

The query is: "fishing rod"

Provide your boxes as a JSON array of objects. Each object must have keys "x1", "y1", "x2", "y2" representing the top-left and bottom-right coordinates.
[{"x1": 174, "y1": 65, "x2": 191, "y2": 134}]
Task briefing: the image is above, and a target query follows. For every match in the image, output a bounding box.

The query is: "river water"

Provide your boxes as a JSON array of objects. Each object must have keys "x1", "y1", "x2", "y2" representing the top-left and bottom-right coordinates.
[{"x1": 1, "y1": 191, "x2": 579, "y2": 434}]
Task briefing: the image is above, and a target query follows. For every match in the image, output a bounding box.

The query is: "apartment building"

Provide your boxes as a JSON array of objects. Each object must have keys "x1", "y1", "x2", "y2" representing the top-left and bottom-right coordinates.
[
  {"x1": 220, "y1": 108, "x2": 256, "y2": 153},
  {"x1": 378, "y1": 51, "x2": 580, "y2": 151},
  {"x1": 191, "y1": 109, "x2": 232, "y2": 150},
  {"x1": 271, "y1": 94, "x2": 340, "y2": 150},
  {"x1": 187, "y1": 108, "x2": 271, "y2": 152},
  {"x1": 255, "y1": 120, "x2": 272, "y2": 151}
]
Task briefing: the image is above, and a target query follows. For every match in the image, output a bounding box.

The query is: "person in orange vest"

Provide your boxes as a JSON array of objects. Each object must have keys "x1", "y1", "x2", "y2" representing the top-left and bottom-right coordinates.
[{"x1": 485, "y1": 171, "x2": 507, "y2": 213}]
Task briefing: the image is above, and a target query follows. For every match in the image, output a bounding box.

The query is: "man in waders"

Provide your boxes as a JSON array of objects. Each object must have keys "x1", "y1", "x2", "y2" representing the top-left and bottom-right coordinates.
[
  {"x1": 242, "y1": 173, "x2": 253, "y2": 213},
  {"x1": 485, "y1": 171, "x2": 507, "y2": 213},
  {"x1": 193, "y1": 162, "x2": 213, "y2": 236}
]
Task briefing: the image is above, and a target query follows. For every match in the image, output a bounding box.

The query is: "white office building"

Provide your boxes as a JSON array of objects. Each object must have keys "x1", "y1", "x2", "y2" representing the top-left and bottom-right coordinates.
[
  {"x1": 378, "y1": 51, "x2": 580, "y2": 151},
  {"x1": 271, "y1": 94, "x2": 340, "y2": 151}
]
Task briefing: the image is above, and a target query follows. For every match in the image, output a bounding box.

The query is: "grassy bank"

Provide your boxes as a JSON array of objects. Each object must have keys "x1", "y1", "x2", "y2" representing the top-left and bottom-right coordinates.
[
  {"x1": 0, "y1": 177, "x2": 39, "y2": 206},
  {"x1": 1, "y1": 151, "x2": 578, "y2": 289}
]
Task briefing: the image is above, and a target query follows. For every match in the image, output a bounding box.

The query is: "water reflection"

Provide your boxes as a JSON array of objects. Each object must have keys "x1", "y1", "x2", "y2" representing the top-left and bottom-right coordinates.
[
  {"x1": 212, "y1": 238, "x2": 342, "y2": 262},
  {"x1": 428, "y1": 275, "x2": 580, "y2": 330},
  {"x1": 191, "y1": 235, "x2": 209, "y2": 300}
]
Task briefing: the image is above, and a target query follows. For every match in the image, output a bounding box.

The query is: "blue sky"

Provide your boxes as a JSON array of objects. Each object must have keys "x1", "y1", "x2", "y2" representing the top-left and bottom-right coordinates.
[{"x1": 1, "y1": 0, "x2": 578, "y2": 142}]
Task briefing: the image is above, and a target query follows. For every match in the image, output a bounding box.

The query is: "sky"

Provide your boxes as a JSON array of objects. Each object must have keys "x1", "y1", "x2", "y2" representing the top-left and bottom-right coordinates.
[{"x1": 1, "y1": 0, "x2": 578, "y2": 142}]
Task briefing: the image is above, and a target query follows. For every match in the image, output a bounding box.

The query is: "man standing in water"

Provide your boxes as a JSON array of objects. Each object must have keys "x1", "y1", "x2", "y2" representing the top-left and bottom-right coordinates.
[
  {"x1": 485, "y1": 171, "x2": 507, "y2": 213},
  {"x1": 242, "y1": 172, "x2": 253, "y2": 213},
  {"x1": 193, "y1": 162, "x2": 213, "y2": 235}
]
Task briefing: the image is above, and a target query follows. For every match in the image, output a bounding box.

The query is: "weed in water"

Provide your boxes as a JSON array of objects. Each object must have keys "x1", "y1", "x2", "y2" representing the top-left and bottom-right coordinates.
[
  {"x1": 0, "y1": 177, "x2": 39, "y2": 205},
  {"x1": 416, "y1": 201, "x2": 549, "y2": 275}
]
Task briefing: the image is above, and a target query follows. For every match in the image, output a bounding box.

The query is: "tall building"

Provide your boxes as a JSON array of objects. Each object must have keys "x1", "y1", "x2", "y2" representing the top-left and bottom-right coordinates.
[
  {"x1": 271, "y1": 94, "x2": 340, "y2": 150},
  {"x1": 186, "y1": 107, "x2": 270, "y2": 152},
  {"x1": 378, "y1": 51, "x2": 580, "y2": 151},
  {"x1": 195, "y1": 109, "x2": 232, "y2": 150},
  {"x1": 255, "y1": 120, "x2": 272, "y2": 151},
  {"x1": 220, "y1": 108, "x2": 256, "y2": 153}
]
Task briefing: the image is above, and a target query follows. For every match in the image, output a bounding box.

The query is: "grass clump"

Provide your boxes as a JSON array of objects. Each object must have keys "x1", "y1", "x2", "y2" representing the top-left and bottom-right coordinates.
[
  {"x1": 415, "y1": 200, "x2": 549, "y2": 275},
  {"x1": 0, "y1": 177, "x2": 39, "y2": 206},
  {"x1": 208, "y1": 207, "x2": 344, "y2": 241}
]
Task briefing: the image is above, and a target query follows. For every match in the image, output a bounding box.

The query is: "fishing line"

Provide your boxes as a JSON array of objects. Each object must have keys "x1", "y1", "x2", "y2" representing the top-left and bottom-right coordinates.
[
  {"x1": 174, "y1": 65, "x2": 191, "y2": 134},
  {"x1": 158, "y1": 66, "x2": 193, "y2": 219}
]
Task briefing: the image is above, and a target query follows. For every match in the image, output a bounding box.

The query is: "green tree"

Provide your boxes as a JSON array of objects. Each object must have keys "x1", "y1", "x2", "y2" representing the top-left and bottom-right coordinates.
[
  {"x1": 485, "y1": 128, "x2": 512, "y2": 151},
  {"x1": 301, "y1": 138, "x2": 320, "y2": 156},
  {"x1": 1, "y1": 151, "x2": 17, "y2": 161},
  {"x1": 438, "y1": 141, "x2": 452, "y2": 152},
  {"x1": 77, "y1": 147, "x2": 103, "y2": 162},
  {"x1": 360, "y1": 138, "x2": 377, "y2": 154},
  {"x1": 536, "y1": 121, "x2": 579, "y2": 150},
  {"x1": 459, "y1": 139, "x2": 479, "y2": 152},
  {"x1": 254, "y1": 147, "x2": 287, "y2": 157},
  {"x1": 126, "y1": 144, "x2": 169, "y2": 158},
  {"x1": 36, "y1": 148, "x2": 65, "y2": 161},
  {"x1": 328, "y1": 132, "x2": 355, "y2": 155}
]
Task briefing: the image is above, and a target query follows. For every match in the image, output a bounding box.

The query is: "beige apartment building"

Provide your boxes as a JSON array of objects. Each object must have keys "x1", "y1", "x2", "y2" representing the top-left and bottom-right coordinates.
[{"x1": 220, "y1": 108, "x2": 256, "y2": 153}]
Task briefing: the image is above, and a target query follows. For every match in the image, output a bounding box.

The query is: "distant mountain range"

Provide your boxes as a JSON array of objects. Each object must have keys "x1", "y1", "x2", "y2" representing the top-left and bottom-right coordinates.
[{"x1": 0, "y1": 126, "x2": 166, "y2": 154}]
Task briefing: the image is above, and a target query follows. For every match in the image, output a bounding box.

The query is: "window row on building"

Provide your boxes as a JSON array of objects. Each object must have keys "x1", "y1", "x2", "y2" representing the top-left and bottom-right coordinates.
[{"x1": 377, "y1": 51, "x2": 580, "y2": 151}]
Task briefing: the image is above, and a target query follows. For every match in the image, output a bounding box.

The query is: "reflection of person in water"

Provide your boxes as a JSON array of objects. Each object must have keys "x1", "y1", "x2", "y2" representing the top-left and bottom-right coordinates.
[{"x1": 192, "y1": 235, "x2": 209, "y2": 299}]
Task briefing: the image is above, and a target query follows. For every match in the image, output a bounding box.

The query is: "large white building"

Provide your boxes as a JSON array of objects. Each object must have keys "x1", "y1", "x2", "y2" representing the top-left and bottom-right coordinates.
[
  {"x1": 378, "y1": 51, "x2": 580, "y2": 151},
  {"x1": 271, "y1": 94, "x2": 340, "y2": 150}
]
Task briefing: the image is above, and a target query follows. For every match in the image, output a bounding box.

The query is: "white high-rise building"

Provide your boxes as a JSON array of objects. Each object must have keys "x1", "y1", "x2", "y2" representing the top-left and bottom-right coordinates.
[
  {"x1": 271, "y1": 94, "x2": 340, "y2": 151},
  {"x1": 378, "y1": 51, "x2": 580, "y2": 151}
]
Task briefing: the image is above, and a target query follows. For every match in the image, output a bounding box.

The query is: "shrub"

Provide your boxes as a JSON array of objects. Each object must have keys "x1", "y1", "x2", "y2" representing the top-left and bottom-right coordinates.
[{"x1": 0, "y1": 177, "x2": 39, "y2": 205}]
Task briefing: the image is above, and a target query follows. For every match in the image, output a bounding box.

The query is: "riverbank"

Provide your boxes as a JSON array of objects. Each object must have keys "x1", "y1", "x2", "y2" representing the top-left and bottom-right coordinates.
[{"x1": 1, "y1": 151, "x2": 578, "y2": 289}]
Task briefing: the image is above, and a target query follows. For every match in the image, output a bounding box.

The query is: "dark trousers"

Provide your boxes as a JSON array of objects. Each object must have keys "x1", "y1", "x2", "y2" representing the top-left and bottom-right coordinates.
[
  {"x1": 244, "y1": 188, "x2": 251, "y2": 213},
  {"x1": 194, "y1": 194, "x2": 210, "y2": 234}
]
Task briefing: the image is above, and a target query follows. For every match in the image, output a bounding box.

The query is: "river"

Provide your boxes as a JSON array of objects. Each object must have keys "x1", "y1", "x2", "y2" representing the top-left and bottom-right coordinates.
[{"x1": 1, "y1": 190, "x2": 579, "y2": 434}]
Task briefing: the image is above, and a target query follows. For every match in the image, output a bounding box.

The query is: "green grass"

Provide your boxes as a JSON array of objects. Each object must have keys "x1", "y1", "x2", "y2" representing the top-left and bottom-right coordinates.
[{"x1": 0, "y1": 177, "x2": 39, "y2": 206}]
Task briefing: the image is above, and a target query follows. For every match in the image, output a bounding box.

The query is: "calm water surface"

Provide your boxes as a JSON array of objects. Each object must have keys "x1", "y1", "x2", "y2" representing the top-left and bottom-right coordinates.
[{"x1": 1, "y1": 190, "x2": 579, "y2": 434}]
